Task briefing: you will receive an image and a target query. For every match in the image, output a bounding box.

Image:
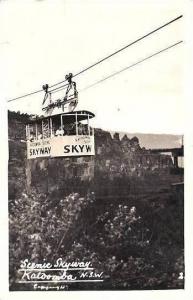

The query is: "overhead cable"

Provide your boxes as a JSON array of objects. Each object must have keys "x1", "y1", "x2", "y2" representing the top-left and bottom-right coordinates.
[
  {"x1": 80, "y1": 40, "x2": 183, "y2": 92},
  {"x1": 7, "y1": 15, "x2": 182, "y2": 103}
]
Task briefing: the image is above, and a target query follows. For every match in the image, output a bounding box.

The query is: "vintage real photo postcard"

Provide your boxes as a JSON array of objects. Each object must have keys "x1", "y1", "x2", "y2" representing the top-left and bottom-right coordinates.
[{"x1": 0, "y1": 0, "x2": 192, "y2": 299}]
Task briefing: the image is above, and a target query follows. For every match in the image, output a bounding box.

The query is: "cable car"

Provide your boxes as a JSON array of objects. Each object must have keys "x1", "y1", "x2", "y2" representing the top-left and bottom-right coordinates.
[{"x1": 26, "y1": 74, "x2": 95, "y2": 159}]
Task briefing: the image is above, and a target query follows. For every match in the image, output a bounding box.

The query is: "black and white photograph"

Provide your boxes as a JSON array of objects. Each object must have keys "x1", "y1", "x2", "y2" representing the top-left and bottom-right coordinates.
[{"x1": 1, "y1": 0, "x2": 192, "y2": 298}]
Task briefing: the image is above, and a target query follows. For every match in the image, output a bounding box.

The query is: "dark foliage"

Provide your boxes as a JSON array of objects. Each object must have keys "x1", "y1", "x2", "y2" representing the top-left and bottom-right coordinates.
[{"x1": 9, "y1": 175, "x2": 184, "y2": 290}]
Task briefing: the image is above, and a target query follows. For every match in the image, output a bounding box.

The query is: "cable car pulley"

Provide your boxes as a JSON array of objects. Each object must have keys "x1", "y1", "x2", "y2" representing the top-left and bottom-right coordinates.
[{"x1": 42, "y1": 73, "x2": 78, "y2": 113}]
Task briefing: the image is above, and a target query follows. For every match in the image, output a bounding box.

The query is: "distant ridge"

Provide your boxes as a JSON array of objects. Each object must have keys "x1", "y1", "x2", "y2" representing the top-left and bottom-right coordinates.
[{"x1": 109, "y1": 131, "x2": 182, "y2": 149}]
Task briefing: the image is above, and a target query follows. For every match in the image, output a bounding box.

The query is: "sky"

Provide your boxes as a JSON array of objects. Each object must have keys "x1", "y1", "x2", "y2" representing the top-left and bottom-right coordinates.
[{"x1": 0, "y1": 0, "x2": 185, "y2": 134}]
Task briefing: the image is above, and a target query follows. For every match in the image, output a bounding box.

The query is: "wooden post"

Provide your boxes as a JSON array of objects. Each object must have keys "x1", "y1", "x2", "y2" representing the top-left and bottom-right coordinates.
[
  {"x1": 47, "y1": 158, "x2": 49, "y2": 195},
  {"x1": 60, "y1": 114, "x2": 63, "y2": 129},
  {"x1": 50, "y1": 117, "x2": 53, "y2": 137},
  {"x1": 26, "y1": 157, "x2": 31, "y2": 194},
  {"x1": 88, "y1": 114, "x2": 90, "y2": 136},
  {"x1": 35, "y1": 123, "x2": 38, "y2": 140},
  {"x1": 174, "y1": 156, "x2": 178, "y2": 168},
  {"x1": 47, "y1": 118, "x2": 50, "y2": 137},
  {"x1": 75, "y1": 112, "x2": 78, "y2": 135},
  {"x1": 42, "y1": 120, "x2": 44, "y2": 139}
]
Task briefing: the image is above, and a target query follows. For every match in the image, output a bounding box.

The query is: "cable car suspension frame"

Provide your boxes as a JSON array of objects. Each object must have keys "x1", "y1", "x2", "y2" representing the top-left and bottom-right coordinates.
[{"x1": 42, "y1": 73, "x2": 78, "y2": 113}]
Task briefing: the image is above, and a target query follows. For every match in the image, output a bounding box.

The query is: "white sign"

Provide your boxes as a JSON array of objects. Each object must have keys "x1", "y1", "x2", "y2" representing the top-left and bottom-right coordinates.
[{"x1": 27, "y1": 136, "x2": 95, "y2": 159}]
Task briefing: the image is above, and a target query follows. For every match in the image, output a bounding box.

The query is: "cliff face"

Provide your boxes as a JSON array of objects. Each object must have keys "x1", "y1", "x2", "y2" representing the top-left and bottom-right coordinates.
[
  {"x1": 8, "y1": 111, "x2": 173, "y2": 196},
  {"x1": 94, "y1": 129, "x2": 173, "y2": 179}
]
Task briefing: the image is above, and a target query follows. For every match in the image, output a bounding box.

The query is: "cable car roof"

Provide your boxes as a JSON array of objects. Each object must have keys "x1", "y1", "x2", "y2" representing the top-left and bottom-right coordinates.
[{"x1": 28, "y1": 110, "x2": 95, "y2": 123}]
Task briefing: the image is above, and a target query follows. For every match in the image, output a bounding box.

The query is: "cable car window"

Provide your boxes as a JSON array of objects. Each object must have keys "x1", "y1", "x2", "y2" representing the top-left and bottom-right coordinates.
[
  {"x1": 36, "y1": 122, "x2": 43, "y2": 140},
  {"x1": 78, "y1": 122, "x2": 88, "y2": 135},
  {"x1": 27, "y1": 124, "x2": 36, "y2": 141},
  {"x1": 49, "y1": 115, "x2": 62, "y2": 136},
  {"x1": 62, "y1": 114, "x2": 76, "y2": 136}
]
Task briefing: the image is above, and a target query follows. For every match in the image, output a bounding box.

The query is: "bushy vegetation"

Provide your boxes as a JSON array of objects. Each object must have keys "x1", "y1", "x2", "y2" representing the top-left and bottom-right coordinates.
[
  {"x1": 8, "y1": 110, "x2": 31, "y2": 123},
  {"x1": 9, "y1": 179, "x2": 184, "y2": 291}
]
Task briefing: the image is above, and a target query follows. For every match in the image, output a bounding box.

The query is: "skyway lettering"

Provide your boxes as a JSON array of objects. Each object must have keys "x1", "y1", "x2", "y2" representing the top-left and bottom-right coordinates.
[
  {"x1": 30, "y1": 147, "x2": 51, "y2": 156},
  {"x1": 64, "y1": 144, "x2": 92, "y2": 154}
]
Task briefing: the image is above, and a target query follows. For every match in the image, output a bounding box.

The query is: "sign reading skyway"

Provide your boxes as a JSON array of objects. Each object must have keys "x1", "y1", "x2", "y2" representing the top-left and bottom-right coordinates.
[{"x1": 27, "y1": 136, "x2": 95, "y2": 159}]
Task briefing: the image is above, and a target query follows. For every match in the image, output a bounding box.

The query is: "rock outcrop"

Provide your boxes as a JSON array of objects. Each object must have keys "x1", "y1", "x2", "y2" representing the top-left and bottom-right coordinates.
[{"x1": 8, "y1": 112, "x2": 173, "y2": 196}]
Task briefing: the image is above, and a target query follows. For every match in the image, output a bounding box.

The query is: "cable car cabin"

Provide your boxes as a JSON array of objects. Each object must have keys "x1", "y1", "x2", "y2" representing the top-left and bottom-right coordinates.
[{"x1": 26, "y1": 110, "x2": 95, "y2": 159}]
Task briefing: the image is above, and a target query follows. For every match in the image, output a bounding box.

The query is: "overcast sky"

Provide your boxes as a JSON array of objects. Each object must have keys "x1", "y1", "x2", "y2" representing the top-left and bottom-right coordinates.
[{"x1": 0, "y1": 0, "x2": 185, "y2": 134}]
